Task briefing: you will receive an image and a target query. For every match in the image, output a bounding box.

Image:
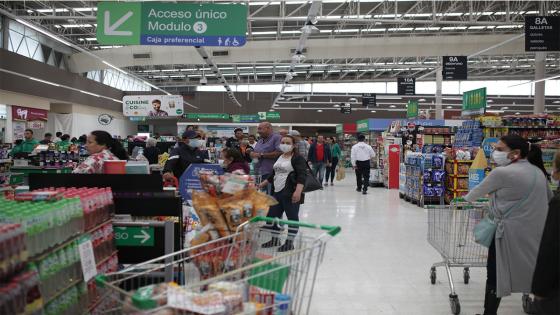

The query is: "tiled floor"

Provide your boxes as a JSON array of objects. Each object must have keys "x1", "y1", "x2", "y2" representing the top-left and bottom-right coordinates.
[{"x1": 299, "y1": 172, "x2": 527, "y2": 315}]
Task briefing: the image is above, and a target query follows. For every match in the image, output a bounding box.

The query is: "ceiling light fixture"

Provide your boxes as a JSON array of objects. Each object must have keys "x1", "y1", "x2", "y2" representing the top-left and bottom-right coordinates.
[
  {"x1": 389, "y1": 105, "x2": 396, "y2": 108},
  {"x1": 446, "y1": 106, "x2": 453, "y2": 109},
  {"x1": 317, "y1": 109, "x2": 323, "y2": 112},
  {"x1": 29, "y1": 77, "x2": 61, "y2": 87},
  {"x1": 370, "y1": 110, "x2": 376, "y2": 113}
]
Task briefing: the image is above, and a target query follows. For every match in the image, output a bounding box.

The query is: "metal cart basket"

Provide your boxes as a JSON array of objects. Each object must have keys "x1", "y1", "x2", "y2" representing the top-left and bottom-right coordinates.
[
  {"x1": 427, "y1": 201, "x2": 489, "y2": 315},
  {"x1": 95, "y1": 216, "x2": 340, "y2": 314}
]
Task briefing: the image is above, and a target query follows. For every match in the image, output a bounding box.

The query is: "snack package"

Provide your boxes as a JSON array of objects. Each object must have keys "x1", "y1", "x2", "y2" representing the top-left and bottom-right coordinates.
[
  {"x1": 203, "y1": 202, "x2": 230, "y2": 237},
  {"x1": 432, "y1": 170, "x2": 445, "y2": 182},
  {"x1": 423, "y1": 170, "x2": 432, "y2": 183},
  {"x1": 218, "y1": 192, "x2": 247, "y2": 232},
  {"x1": 251, "y1": 191, "x2": 278, "y2": 217},
  {"x1": 433, "y1": 156, "x2": 443, "y2": 168},
  {"x1": 191, "y1": 191, "x2": 214, "y2": 227}
]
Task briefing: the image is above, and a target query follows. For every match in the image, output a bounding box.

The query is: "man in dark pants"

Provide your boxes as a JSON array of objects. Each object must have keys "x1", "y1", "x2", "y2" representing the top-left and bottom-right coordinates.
[{"x1": 351, "y1": 134, "x2": 376, "y2": 195}]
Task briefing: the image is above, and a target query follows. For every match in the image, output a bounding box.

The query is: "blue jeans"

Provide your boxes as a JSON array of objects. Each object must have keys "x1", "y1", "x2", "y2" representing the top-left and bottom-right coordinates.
[{"x1": 312, "y1": 162, "x2": 326, "y2": 183}]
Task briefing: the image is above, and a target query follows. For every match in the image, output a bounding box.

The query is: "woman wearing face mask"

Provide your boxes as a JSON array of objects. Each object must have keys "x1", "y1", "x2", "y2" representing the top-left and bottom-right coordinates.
[
  {"x1": 464, "y1": 135, "x2": 552, "y2": 315},
  {"x1": 531, "y1": 151, "x2": 560, "y2": 315},
  {"x1": 258, "y1": 135, "x2": 306, "y2": 252},
  {"x1": 221, "y1": 148, "x2": 250, "y2": 174}
]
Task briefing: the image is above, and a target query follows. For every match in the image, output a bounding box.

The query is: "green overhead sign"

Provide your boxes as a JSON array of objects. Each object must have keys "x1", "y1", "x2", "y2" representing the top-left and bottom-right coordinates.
[
  {"x1": 96, "y1": 2, "x2": 247, "y2": 46},
  {"x1": 336, "y1": 124, "x2": 343, "y2": 134},
  {"x1": 357, "y1": 119, "x2": 369, "y2": 132},
  {"x1": 114, "y1": 226, "x2": 154, "y2": 247},
  {"x1": 186, "y1": 113, "x2": 230, "y2": 119},
  {"x1": 407, "y1": 100, "x2": 419, "y2": 118},
  {"x1": 462, "y1": 87, "x2": 487, "y2": 116},
  {"x1": 258, "y1": 112, "x2": 281, "y2": 120}
]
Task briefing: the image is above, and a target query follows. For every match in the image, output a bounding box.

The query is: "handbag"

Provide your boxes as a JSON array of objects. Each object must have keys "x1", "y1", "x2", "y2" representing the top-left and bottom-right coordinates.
[
  {"x1": 473, "y1": 169, "x2": 538, "y2": 247},
  {"x1": 302, "y1": 164, "x2": 323, "y2": 192}
]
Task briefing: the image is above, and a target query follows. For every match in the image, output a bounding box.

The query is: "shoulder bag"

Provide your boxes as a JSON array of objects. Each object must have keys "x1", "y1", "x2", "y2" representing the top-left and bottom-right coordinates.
[
  {"x1": 473, "y1": 169, "x2": 538, "y2": 247},
  {"x1": 288, "y1": 156, "x2": 322, "y2": 193}
]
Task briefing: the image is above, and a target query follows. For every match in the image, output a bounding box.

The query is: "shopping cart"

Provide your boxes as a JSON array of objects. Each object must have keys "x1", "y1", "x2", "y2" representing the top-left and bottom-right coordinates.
[
  {"x1": 426, "y1": 201, "x2": 489, "y2": 315},
  {"x1": 95, "y1": 216, "x2": 340, "y2": 314}
]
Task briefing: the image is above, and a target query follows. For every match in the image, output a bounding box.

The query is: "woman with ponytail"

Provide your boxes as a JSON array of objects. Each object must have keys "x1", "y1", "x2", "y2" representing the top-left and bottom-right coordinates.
[
  {"x1": 73, "y1": 130, "x2": 128, "y2": 174},
  {"x1": 465, "y1": 135, "x2": 553, "y2": 315}
]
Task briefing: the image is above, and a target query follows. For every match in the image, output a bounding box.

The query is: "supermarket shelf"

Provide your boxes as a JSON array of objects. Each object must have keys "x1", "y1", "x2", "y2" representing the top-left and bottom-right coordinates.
[
  {"x1": 445, "y1": 160, "x2": 474, "y2": 163},
  {"x1": 447, "y1": 174, "x2": 469, "y2": 178},
  {"x1": 0, "y1": 159, "x2": 12, "y2": 163},
  {"x1": 44, "y1": 278, "x2": 82, "y2": 305},
  {"x1": 446, "y1": 188, "x2": 469, "y2": 192},
  {"x1": 483, "y1": 126, "x2": 560, "y2": 129},
  {"x1": 30, "y1": 218, "x2": 113, "y2": 262},
  {"x1": 96, "y1": 251, "x2": 118, "y2": 268},
  {"x1": 421, "y1": 132, "x2": 454, "y2": 135}
]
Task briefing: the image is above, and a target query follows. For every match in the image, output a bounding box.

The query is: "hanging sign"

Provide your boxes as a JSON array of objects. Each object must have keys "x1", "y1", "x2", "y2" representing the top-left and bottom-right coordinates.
[
  {"x1": 11, "y1": 106, "x2": 48, "y2": 121},
  {"x1": 340, "y1": 104, "x2": 352, "y2": 114},
  {"x1": 397, "y1": 77, "x2": 415, "y2": 95},
  {"x1": 442, "y1": 56, "x2": 468, "y2": 80},
  {"x1": 356, "y1": 119, "x2": 369, "y2": 132},
  {"x1": 462, "y1": 87, "x2": 487, "y2": 116},
  {"x1": 336, "y1": 124, "x2": 343, "y2": 134},
  {"x1": 407, "y1": 100, "x2": 419, "y2": 118},
  {"x1": 97, "y1": 2, "x2": 247, "y2": 46},
  {"x1": 362, "y1": 93, "x2": 377, "y2": 107},
  {"x1": 123, "y1": 95, "x2": 183, "y2": 117},
  {"x1": 186, "y1": 113, "x2": 229, "y2": 119},
  {"x1": 525, "y1": 16, "x2": 560, "y2": 52}
]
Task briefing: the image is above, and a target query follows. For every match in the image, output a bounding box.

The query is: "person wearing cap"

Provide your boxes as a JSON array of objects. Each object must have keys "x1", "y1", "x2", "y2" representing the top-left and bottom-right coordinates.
[
  {"x1": 226, "y1": 128, "x2": 245, "y2": 150},
  {"x1": 163, "y1": 130, "x2": 206, "y2": 180},
  {"x1": 290, "y1": 130, "x2": 309, "y2": 160}
]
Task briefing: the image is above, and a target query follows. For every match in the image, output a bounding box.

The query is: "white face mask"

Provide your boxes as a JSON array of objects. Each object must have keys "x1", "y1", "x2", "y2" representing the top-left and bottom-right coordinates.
[
  {"x1": 279, "y1": 144, "x2": 293, "y2": 153},
  {"x1": 187, "y1": 139, "x2": 199, "y2": 149},
  {"x1": 492, "y1": 150, "x2": 511, "y2": 166}
]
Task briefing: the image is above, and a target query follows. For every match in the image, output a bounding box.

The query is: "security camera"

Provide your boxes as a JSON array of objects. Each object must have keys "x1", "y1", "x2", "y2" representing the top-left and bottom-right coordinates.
[{"x1": 200, "y1": 77, "x2": 208, "y2": 85}]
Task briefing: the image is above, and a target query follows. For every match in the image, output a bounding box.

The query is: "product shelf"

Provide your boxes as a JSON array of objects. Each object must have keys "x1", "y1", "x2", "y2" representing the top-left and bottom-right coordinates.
[{"x1": 43, "y1": 278, "x2": 82, "y2": 305}]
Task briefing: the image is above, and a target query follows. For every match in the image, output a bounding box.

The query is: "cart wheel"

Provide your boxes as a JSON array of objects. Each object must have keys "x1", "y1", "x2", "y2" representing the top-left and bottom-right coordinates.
[
  {"x1": 463, "y1": 268, "x2": 470, "y2": 284},
  {"x1": 522, "y1": 294, "x2": 537, "y2": 314},
  {"x1": 449, "y1": 294, "x2": 461, "y2": 315},
  {"x1": 430, "y1": 267, "x2": 436, "y2": 285}
]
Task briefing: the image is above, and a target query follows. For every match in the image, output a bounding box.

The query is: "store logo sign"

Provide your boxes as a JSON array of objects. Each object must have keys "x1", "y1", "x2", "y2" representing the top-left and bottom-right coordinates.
[
  {"x1": 98, "y1": 114, "x2": 113, "y2": 125},
  {"x1": 16, "y1": 108, "x2": 28, "y2": 120}
]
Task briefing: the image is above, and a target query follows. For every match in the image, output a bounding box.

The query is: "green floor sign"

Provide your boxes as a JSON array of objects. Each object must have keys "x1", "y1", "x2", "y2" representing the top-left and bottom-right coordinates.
[
  {"x1": 97, "y1": 2, "x2": 247, "y2": 46},
  {"x1": 115, "y1": 226, "x2": 155, "y2": 246}
]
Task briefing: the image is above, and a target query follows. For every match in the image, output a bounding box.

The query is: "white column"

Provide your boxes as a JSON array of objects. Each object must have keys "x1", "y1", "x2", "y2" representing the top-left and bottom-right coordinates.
[
  {"x1": 533, "y1": 52, "x2": 546, "y2": 114},
  {"x1": 5, "y1": 105, "x2": 12, "y2": 144},
  {"x1": 435, "y1": 60, "x2": 443, "y2": 120}
]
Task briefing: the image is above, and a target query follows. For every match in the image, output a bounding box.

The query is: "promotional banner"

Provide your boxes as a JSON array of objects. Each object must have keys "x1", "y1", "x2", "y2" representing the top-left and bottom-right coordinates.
[
  {"x1": 407, "y1": 100, "x2": 419, "y2": 118},
  {"x1": 97, "y1": 2, "x2": 247, "y2": 46},
  {"x1": 123, "y1": 95, "x2": 184, "y2": 117},
  {"x1": 356, "y1": 119, "x2": 369, "y2": 133},
  {"x1": 462, "y1": 87, "x2": 487, "y2": 116},
  {"x1": 11, "y1": 106, "x2": 48, "y2": 121}
]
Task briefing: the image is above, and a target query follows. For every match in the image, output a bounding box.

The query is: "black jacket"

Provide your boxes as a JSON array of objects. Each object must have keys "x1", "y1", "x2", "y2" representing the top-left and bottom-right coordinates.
[
  {"x1": 532, "y1": 190, "x2": 560, "y2": 309},
  {"x1": 144, "y1": 146, "x2": 160, "y2": 165},
  {"x1": 267, "y1": 154, "x2": 307, "y2": 204},
  {"x1": 308, "y1": 142, "x2": 331, "y2": 164},
  {"x1": 163, "y1": 143, "x2": 205, "y2": 178}
]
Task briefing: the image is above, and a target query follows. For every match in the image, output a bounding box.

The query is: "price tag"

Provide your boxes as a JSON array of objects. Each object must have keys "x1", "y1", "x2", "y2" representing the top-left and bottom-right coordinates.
[{"x1": 78, "y1": 239, "x2": 98, "y2": 282}]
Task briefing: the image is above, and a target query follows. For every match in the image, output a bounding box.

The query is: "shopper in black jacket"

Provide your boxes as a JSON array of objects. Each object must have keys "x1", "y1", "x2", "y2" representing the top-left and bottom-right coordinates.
[
  {"x1": 531, "y1": 152, "x2": 560, "y2": 315},
  {"x1": 143, "y1": 138, "x2": 161, "y2": 165},
  {"x1": 258, "y1": 135, "x2": 306, "y2": 252},
  {"x1": 163, "y1": 130, "x2": 206, "y2": 180}
]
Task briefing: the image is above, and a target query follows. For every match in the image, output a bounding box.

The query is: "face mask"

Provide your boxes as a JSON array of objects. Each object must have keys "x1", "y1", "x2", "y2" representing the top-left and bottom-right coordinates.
[
  {"x1": 187, "y1": 139, "x2": 199, "y2": 149},
  {"x1": 492, "y1": 150, "x2": 511, "y2": 166},
  {"x1": 218, "y1": 159, "x2": 225, "y2": 168},
  {"x1": 279, "y1": 144, "x2": 293, "y2": 153},
  {"x1": 198, "y1": 140, "x2": 207, "y2": 148}
]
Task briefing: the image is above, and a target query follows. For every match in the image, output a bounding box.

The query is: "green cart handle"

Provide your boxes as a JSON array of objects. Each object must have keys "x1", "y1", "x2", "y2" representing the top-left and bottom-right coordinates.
[
  {"x1": 451, "y1": 197, "x2": 489, "y2": 203},
  {"x1": 249, "y1": 216, "x2": 341, "y2": 237}
]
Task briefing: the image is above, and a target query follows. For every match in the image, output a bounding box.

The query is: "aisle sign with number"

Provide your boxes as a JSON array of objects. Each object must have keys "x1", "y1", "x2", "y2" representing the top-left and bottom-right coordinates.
[{"x1": 462, "y1": 87, "x2": 487, "y2": 116}]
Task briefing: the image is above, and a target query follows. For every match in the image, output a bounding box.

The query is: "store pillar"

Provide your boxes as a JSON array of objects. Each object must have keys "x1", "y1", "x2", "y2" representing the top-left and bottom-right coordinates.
[
  {"x1": 5, "y1": 105, "x2": 12, "y2": 144},
  {"x1": 533, "y1": 52, "x2": 546, "y2": 114},
  {"x1": 435, "y1": 58, "x2": 443, "y2": 120}
]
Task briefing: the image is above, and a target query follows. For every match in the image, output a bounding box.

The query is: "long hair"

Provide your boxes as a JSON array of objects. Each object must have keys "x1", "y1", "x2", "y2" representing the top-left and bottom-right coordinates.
[
  {"x1": 500, "y1": 135, "x2": 548, "y2": 179},
  {"x1": 90, "y1": 130, "x2": 128, "y2": 160}
]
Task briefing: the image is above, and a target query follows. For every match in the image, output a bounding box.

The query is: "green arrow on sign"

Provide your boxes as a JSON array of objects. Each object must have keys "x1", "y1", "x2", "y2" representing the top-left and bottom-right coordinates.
[
  {"x1": 97, "y1": 2, "x2": 141, "y2": 45},
  {"x1": 114, "y1": 226, "x2": 154, "y2": 246}
]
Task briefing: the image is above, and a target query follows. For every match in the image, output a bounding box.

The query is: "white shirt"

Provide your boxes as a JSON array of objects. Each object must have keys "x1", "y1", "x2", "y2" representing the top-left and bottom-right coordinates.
[
  {"x1": 273, "y1": 155, "x2": 294, "y2": 193},
  {"x1": 351, "y1": 142, "x2": 376, "y2": 166}
]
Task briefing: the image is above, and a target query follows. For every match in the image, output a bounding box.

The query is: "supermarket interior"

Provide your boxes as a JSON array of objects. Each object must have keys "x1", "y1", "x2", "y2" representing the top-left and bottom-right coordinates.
[{"x1": 0, "y1": 1, "x2": 560, "y2": 315}]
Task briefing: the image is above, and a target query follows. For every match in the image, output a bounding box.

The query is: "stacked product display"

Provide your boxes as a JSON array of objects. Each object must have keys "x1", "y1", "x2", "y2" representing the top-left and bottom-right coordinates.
[
  {"x1": 480, "y1": 114, "x2": 560, "y2": 140},
  {"x1": 444, "y1": 149, "x2": 476, "y2": 204},
  {"x1": 454, "y1": 120, "x2": 483, "y2": 148},
  {"x1": 403, "y1": 153, "x2": 445, "y2": 207},
  {"x1": 0, "y1": 187, "x2": 117, "y2": 315}
]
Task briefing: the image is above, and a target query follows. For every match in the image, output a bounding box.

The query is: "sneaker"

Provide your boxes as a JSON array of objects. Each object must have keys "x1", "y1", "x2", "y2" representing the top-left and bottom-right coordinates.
[
  {"x1": 261, "y1": 238, "x2": 280, "y2": 248},
  {"x1": 362, "y1": 190, "x2": 367, "y2": 195},
  {"x1": 278, "y1": 240, "x2": 294, "y2": 252}
]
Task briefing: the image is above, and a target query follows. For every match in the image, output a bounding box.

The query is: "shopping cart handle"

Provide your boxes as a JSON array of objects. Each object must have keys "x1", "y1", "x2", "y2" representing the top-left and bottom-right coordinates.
[
  {"x1": 249, "y1": 216, "x2": 341, "y2": 236},
  {"x1": 451, "y1": 197, "x2": 489, "y2": 203}
]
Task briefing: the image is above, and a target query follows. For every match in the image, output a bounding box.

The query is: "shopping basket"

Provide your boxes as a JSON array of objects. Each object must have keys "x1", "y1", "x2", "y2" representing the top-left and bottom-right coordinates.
[
  {"x1": 426, "y1": 200, "x2": 489, "y2": 315},
  {"x1": 95, "y1": 216, "x2": 340, "y2": 314}
]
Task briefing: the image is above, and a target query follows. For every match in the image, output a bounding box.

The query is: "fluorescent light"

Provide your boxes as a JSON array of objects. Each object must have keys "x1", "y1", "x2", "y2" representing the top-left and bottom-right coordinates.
[
  {"x1": 73, "y1": 7, "x2": 97, "y2": 12},
  {"x1": 487, "y1": 100, "x2": 494, "y2": 103},
  {"x1": 61, "y1": 24, "x2": 93, "y2": 28},
  {"x1": 317, "y1": 109, "x2": 323, "y2": 112},
  {"x1": 29, "y1": 77, "x2": 60, "y2": 87},
  {"x1": 84, "y1": 37, "x2": 97, "y2": 41},
  {"x1": 554, "y1": 101, "x2": 560, "y2": 104},
  {"x1": 80, "y1": 90, "x2": 100, "y2": 97},
  {"x1": 333, "y1": 104, "x2": 340, "y2": 107},
  {"x1": 269, "y1": 109, "x2": 275, "y2": 112},
  {"x1": 36, "y1": 8, "x2": 69, "y2": 13},
  {"x1": 389, "y1": 105, "x2": 396, "y2": 108},
  {"x1": 501, "y1": 107, "x2": 509, "y2": 110},
  {"x1": 370, "y1": 110, "x2": 376, "y2": 113},
  {"x1": 418, "y1": 98, "x2": 426, "y2": 102},
  {"x1": 446, "y1": 106, "x2": 453, "y2": 109},
  {"x1": 515, "y1": 112, "x2": 521, "y2": 115}
]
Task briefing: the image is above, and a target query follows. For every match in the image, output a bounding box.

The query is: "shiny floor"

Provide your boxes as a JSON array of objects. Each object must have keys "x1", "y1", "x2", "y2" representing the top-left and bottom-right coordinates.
[{"x1": 300, "y1": 172, "x2": 527, "y2": 315}]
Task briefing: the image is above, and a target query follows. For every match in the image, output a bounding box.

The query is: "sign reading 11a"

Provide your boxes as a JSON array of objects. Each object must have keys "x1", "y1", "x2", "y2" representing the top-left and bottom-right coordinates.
[{"x1": 97, "y1": 2, "x2": 247, "y2": 46}]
